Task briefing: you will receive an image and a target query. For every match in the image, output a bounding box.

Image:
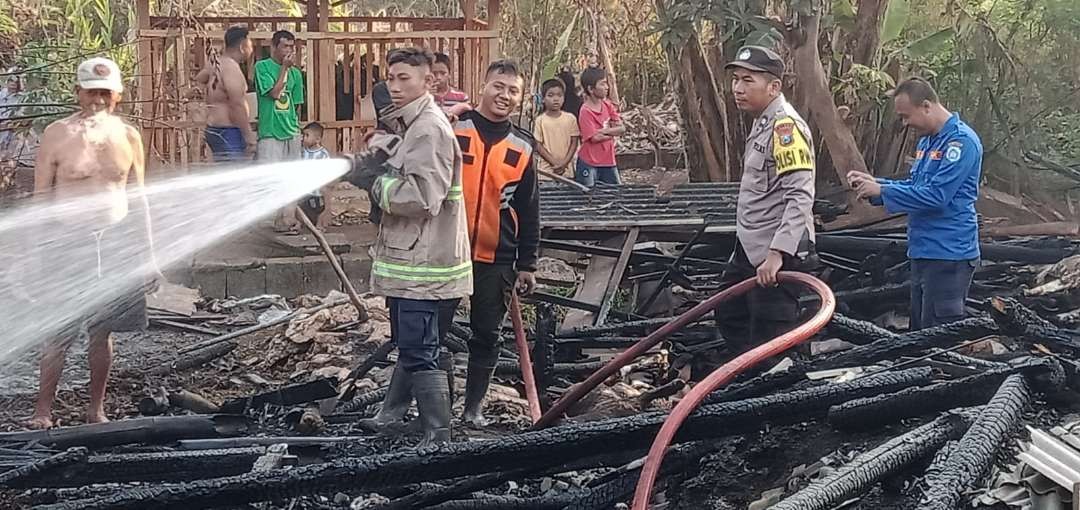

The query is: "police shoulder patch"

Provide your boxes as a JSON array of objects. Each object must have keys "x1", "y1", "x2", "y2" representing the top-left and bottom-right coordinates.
[
  {"x1": 945, "y1": 145, "x2": 962, "y2": 163},
  {"x1": 774, "y1": 119, "x2": 796, "y2": 147}
]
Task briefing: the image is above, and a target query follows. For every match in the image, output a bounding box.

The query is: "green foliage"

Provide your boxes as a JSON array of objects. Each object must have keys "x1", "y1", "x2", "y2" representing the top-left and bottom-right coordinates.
[
  {"x1": 6, "y1": 0, "x2": 135, "y2": 131},
  {"x1": 0, "y1": 10, "x2": 16, "y2": 36},
  {"x1": 833, "y1": 63, "x2": 895, "y2": 108},
  {"x1": 880, "y1": 0, "x2": 910, "y2": 44},
  {"x1": 540, "y1": 12, "x2": 578, "y2": 81},
  {"x1": 831, "y1": 0, "x2": 857, "y2": 32},
  {"x1": 900, "y1": 28, "x2": 953, "y2": 58}
]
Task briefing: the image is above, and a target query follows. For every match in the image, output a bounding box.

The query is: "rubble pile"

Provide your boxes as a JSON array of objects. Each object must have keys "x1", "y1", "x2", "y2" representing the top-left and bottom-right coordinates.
[
  {"x1": 1, "y1": 213, "x2": 1079, "y2": 509},
  {"x1": 615, "y1": 95, "x2": 684, "y2": 156}
]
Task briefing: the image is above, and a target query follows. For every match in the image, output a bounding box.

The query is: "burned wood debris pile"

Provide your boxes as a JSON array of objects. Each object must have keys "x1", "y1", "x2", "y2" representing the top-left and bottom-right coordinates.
[{"x1": 3, "y1": 183, "x2": 1080, "y2": 509}]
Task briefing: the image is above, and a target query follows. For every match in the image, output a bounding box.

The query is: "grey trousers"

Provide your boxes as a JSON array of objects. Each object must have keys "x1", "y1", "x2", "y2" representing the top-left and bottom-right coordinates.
[{"x1": 256, "y1": 136, "x2": 301, "y2": 161}]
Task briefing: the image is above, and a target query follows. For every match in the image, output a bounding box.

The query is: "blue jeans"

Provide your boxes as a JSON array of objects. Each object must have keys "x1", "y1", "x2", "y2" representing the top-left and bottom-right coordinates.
[
  {"x1": 204, "y1": 127, "x2": 247, "y2": 163},
  {"x1": 388, "y1": 297, "x2": 460, "y2": 372},
  {"x1": 575, "y1": 160, "x2": 621, "y2": 187},
  {"x1": 910, "y1": 258, "x2": 979, "y2": 330}
]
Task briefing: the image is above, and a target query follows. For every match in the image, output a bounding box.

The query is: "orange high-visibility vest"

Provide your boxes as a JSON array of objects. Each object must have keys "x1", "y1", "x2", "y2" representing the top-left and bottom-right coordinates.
[{"x1": 455, "y1": 118, "x2": 534, "y2": 263}]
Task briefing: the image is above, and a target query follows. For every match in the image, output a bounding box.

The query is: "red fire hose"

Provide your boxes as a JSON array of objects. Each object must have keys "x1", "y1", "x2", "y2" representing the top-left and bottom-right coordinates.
[
  {"x1": 631, "y1": 272, "x2": 835, "y2": 509},
  {"x1": 534, "y1": 273, "x2": 773, "y2": 429},
  {"x1": 510, "y1": 293, "x2": 542, "y2": 423}
]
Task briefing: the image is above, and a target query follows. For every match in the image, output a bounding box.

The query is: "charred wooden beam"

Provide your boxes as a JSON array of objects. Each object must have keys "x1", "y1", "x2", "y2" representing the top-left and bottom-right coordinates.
[
  {"x1": 990, "y1": 297, "x2": 1080, "y2": 354},
  {"x1": 561, "y1": 470, "x2": 640, "y2": 510},
  {"x1": 43, "y1": 369, "x2": 933, "y2": 509},
  {"x1": 334, "y1": 386, "x2": 389, "y2": 414},
  {"x1": 817, "y1": 235, "x2": 1070, "y2": 264},
  {"x1": 495, "y1": 360, "x2": 606, "y2": 378},
  {"x1": 932, "y1": 350, "x2": 1008, "y2": 370},
  {"x1": 552, "y1": 337, "x2": 648, "y2": 349},
  {"x1": 527, "y1": 292, "x2": 642, "y2": 321},
  {"x1": 371, "y1": 471, "x2": 523, "y2": 510},
  {"x1": 150, "y1": 341, "x2": 237, "y2": 375},
  {"x1": 813, "y1": 318, "x2": 999, "y2": 371},
  {"x1": 0, "y1": 416, "x2": 250, "y2": 449},
  {"x1": 826, "y1": 314, "x2": 897, "y2": 345},
  {"x1": 219, "y1": 378, "x2": 339, "y2": 414},
  {"x1": 0, "y1": 447, "x2": 87, "y2": 487},
  {"x1": 534, "y1": 303, "x2": 556, "y2": 403},
  {"x1": 771, "y1": 410, "x2": 976, "y2": 510},
  {"x1": 555, "y1": 316, "x2": 711, "y2": 338},
  {"x1": 917, "y1": 374, "x2": 1032, "y2": 510},
  {"x1": 23, "y1": 448, "x2": 265, "y2": 488},
  {"x1": 703, "y1": 363, "x2": 808, "y2": 405},
  {"x1": 424, "y1": 494, "x2": 578, "y2": 510},
  {"x1": 562, "y1": 441, "x2": 718, "y2": 510},
  {"x1": 832, "y1": 283, "x2": 910, "y2": 308},
  {"x1": 175, "y1": 436, "x2": 360, "y2": 450},
  {"x1": 18, "y1": 482, "x2": 146, "y2": 506},
  {"x1": 828, "y1": 359, "x2": 1061, "y2": 429},
  {"x1": 539, "y1": 239, "x2": 728, "y2": 270}
]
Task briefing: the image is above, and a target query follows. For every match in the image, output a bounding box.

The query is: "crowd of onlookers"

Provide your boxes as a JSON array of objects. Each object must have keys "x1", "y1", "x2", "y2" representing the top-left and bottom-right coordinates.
[{"x1": 197, "y1": 26, "x2": 628, "y2": 233}]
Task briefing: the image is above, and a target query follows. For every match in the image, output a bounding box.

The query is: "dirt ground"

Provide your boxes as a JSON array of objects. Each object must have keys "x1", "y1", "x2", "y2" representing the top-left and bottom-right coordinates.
[{"x1": 0, "y1": 327, "x2": 276, "y2": 431}]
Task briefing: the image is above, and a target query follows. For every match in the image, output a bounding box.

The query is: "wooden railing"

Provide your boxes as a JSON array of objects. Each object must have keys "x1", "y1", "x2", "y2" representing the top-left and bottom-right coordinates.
[
  {"x1": 134, "y1": 26, "x2": 496, "y2": 168},
  {"x1": 148, "y1": 16, "x2": 466, "y2": 32}
]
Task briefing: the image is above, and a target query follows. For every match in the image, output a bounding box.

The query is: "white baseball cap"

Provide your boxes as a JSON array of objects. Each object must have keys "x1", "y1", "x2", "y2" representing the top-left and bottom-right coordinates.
[{"x1": 76, "y1": 57, "x2": 123, "y2": 93}]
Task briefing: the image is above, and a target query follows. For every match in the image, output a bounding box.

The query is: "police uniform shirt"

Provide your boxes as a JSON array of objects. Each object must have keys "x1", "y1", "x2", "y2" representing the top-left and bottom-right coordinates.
[{"x1": 737, "y1": 94, "x2": 816, "y2": 267}]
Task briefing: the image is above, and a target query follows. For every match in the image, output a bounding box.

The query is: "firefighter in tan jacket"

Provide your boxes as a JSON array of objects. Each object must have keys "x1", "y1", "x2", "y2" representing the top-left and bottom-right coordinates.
[{"x1": 344, "y1": 47, "x2": 470, "y2": 446}]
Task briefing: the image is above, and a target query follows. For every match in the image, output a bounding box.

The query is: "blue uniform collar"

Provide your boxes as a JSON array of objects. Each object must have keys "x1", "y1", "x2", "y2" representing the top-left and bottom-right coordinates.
[{"x1": 930, "y1": 113, "x2": 960, "y2": 140}]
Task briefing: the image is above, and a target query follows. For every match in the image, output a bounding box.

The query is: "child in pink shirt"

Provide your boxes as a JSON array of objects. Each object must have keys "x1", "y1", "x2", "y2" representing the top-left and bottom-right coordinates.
[{"x1": 576, "y1": 67, "x2": 625, "y2": 187}]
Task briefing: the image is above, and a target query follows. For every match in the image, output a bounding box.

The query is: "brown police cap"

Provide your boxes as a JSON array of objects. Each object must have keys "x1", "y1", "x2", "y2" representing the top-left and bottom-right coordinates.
[{"x1": 724, "y1": 46, "x2": 785, "y2": 79}]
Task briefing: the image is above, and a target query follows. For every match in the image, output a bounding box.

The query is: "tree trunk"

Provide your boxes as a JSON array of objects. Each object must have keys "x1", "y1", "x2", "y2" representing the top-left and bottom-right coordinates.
[
  {"x1": 707, "y1": 26, "x2": 747, "y2": 181},
  {"x1": 655, "y1": 0, "x2": 728, "y2": 182},
  {"x1": 582, "y1": 2, "x2": 620, "y2": 104},
  {"x1": 595, "y1": 10, "x2": 620, "y2": 105},
  {"x1": 850, "y1": 0, "x2": 888, "y2": 66},
  {"x1": 787, "y1": 5, "x2": 884, "y2": 225}
]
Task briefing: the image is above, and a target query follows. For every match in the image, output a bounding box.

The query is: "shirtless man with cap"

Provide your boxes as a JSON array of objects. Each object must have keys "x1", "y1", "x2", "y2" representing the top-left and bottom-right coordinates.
[{"x1": 27, "y1": 57, "x2": 161, "y2": 429}]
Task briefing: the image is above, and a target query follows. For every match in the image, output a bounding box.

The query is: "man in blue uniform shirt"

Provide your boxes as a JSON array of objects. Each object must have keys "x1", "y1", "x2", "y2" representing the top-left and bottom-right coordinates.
[{"x1": 848, "y1": 77, "x2": 982, "y2": 330}]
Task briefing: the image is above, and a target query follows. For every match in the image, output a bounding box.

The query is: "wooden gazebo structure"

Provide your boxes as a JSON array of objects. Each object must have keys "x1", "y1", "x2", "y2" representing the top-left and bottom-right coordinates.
[{"x1": 132, "y1": 0, "x2": 501, "y2": 168}]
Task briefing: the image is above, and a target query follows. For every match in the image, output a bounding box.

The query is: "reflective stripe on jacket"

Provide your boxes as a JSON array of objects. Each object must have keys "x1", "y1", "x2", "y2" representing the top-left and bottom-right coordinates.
[{"x1": 369, "y1": 93, "x2": 472, "y2": 300}]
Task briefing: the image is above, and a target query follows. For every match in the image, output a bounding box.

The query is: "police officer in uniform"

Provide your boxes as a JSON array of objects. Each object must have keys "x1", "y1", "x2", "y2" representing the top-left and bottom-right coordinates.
[{"x1": 718, "y1": 46, "x2": 817, "y2": 349}]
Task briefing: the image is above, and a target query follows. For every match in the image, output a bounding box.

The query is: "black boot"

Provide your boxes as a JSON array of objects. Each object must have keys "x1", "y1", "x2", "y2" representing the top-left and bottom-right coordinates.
[
  {"x1": 462, "y1": 362, "x2": 496, "y2": 428},
  {"x1": 357, "y1": 363, "x2": 412, "y2": 433},
  {"x1": 412, "y1": 370, "x2": 452, "y2": 447}
]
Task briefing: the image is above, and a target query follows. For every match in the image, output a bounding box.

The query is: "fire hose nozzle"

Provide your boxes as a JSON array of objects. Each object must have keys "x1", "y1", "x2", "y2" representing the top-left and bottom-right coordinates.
[{"x1": 343, "y1": 133, "x2": 402, "y2": 191}]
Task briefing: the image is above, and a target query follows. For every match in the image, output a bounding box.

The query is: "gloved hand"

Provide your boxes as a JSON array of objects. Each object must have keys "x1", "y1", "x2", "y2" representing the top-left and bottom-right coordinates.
[{"x1": 343, "y1": 133, "x2": 403, "y2": 191}]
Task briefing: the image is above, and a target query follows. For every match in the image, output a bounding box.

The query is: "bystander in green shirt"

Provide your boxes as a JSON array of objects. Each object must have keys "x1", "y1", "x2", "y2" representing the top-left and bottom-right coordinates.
[{"x1": 254, "y1": 58, "x2": 305, "y2": 140}]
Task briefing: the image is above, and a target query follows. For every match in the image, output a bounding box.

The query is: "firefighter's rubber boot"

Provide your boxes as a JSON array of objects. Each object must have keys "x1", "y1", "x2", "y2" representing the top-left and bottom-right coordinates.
[
  {"x1": 357, "y1": 363, "x2": 413, "y2": 434},
  {"x1": 461, "y1": 362, "x2": 496, "y2": 428},
  {"x1": 413, "y1": 370, "x2": 452, "y2": 447}
]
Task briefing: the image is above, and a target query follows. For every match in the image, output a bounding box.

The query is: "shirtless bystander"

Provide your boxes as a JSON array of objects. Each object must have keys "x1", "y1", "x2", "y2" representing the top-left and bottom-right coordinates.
[
  {"x1": 195, "y1": 26, "x2": 256, "y2": 162},
  {"x1": 26, "y1": 57, "x2": 162, "y2": 429}
]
